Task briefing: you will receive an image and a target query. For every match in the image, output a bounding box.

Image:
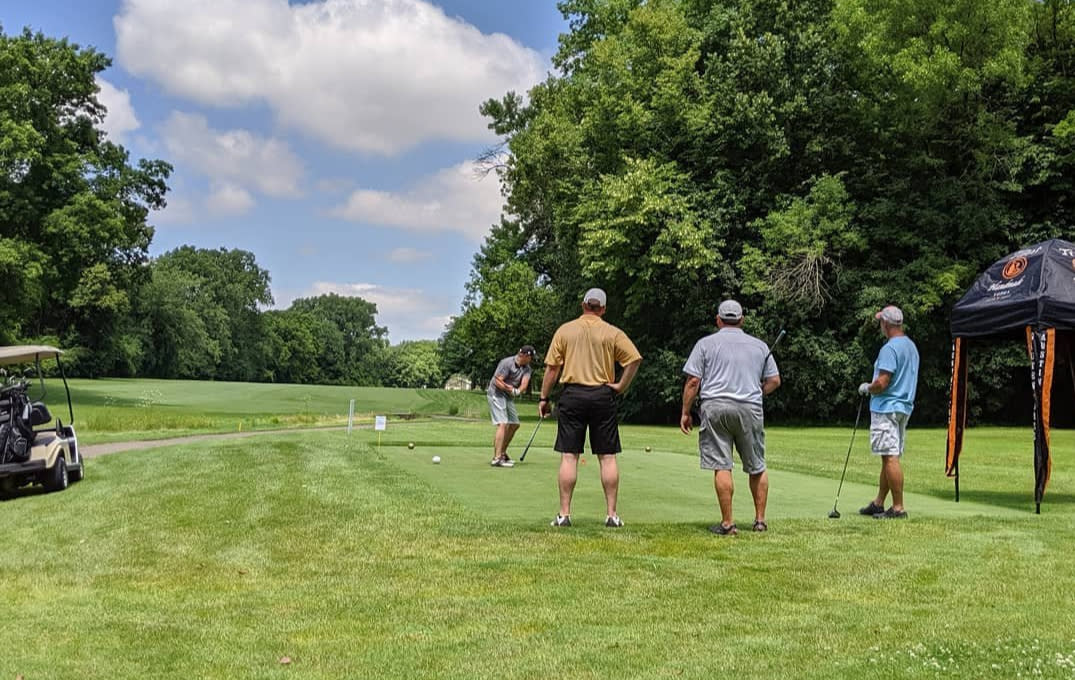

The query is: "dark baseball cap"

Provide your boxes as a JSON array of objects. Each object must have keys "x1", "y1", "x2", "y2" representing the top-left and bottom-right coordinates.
[{"x1": 519, "y1": 345, "x2": 536, "y2": 357}]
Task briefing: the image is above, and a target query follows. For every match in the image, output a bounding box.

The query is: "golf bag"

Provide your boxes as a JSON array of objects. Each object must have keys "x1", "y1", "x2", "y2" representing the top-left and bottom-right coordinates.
[{"x1": 0, "y1": 384, "x2": 35, "y2": 464}]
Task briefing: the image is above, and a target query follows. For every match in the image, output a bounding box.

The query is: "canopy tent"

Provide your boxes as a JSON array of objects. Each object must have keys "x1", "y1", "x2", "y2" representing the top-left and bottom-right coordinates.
[{"x1": 946, "y1": 238, "x2": 1075, "y2": 513}]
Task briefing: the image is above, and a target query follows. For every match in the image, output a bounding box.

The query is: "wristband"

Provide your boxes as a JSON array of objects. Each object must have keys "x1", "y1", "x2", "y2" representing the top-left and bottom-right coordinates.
[{"x1": 539, "y1": 397, "x2": 549, "y2": 402}]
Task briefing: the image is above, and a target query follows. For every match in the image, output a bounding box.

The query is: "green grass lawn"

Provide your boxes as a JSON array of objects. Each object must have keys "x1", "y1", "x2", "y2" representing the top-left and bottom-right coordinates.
[
  {"x1": 2, "y1": 409, "x2": 1074, "y2": 679},
  {"x1": 56, "y1": 378, "x2": 492, "y2": 442}
]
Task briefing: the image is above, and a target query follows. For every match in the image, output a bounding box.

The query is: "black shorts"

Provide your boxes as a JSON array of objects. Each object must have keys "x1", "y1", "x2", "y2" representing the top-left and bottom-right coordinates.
[{"x1": 554, "y1": 384, "x2": 621, "y2": 455}]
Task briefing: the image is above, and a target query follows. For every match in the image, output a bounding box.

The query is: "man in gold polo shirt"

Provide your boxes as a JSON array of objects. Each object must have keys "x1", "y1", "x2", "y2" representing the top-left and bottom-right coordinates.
[{"x1": 538, "y1": 288, "x2": 642, "y2": 528}]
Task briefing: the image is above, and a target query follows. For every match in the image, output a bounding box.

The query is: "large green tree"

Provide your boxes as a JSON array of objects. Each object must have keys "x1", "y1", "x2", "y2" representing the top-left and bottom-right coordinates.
[
  {"x1": 450, "y1": 0, "x2": 1075, "y2": 423},
  {"x1": 383, "y1": 340, "x2": 444, "y2": 389},
  {"x1": 138, "y1": 247, "x2": 272, "y2": 381},
  {"x1": 442, "y1": 257, "x2": 558, "y2": 389},
  {"x1": 286, "y1": 293, "x2": 388, "y2": 385},
  {"x1": 0, "y1": 28, "x2": 170, "y2": 373}
]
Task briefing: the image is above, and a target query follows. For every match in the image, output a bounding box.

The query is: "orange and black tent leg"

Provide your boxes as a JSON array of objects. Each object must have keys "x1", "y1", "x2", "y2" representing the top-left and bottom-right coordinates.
[
  {"x1": 945, "y1": 338, "x2": 968, "y2": 501},
  {"x1": 1027, "y1": 327, "x2": 1055, "y2": 514}
]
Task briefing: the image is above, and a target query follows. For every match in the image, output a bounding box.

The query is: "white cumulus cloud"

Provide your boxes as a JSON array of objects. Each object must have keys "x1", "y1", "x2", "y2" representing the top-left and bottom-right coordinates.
[
  {"x1": 160, "y1": 112, "x2": 304, "y2": 198},
  {"x1": 207, "y1": 184, "x2": 256, "y2": 216},
  {"x1": 388, "y1": 248, "x2": 433, "y2": 263},
  {"x1": 303, "y1": 281, "x2": 454, "y2": 342},
  {"x1": 95, "y1": 77, "x2": 140, "y2": 141},
  {"x1": 114, "y1": 0, "x2": 546, "y2": 155},
  {"x1": 332, "y1": 161, "x2": 503, "y2": 240}
]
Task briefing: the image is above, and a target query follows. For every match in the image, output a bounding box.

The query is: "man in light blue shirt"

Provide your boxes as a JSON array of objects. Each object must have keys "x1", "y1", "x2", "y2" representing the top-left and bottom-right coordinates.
[{"x1": 857, "y1": 305, "x2": 919, "y2": 519}]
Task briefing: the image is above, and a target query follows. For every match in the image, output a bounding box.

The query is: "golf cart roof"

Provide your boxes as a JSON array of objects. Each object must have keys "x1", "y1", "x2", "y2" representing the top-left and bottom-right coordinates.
[{"x1": 0, "y1": 345, "x2": 64, "y2": 366}]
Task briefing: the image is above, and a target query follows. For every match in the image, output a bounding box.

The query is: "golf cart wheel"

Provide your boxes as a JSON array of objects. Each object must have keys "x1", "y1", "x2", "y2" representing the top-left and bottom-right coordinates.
[
  {"x1": 68, "y1": 449, "x2": 84, "y2": 483},
  {"x1": 43, "y1": 457, "x2": 68, "y2": 493}
]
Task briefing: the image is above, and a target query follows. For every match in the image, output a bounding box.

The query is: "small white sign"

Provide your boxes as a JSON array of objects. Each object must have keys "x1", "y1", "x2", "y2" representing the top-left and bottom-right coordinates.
[{"x1": 374, "y1": 415, "x2": 387, "y2": 431}]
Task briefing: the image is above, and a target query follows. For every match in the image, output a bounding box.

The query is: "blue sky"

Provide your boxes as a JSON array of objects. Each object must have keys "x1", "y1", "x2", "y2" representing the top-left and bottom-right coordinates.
[{"x1": 0, "y1": 0, "x2": 567, "y2": 341}]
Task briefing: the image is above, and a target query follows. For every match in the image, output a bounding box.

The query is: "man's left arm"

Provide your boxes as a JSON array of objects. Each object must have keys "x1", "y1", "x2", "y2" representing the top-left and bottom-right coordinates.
[
  {"x1": 761, "y1": 374, "x2": 781, "y2": 396},
  {"x1": 609, "y1": 359, "x2": 641, "y2": 394},
  {"x1": 610, "y1": 333, "x2": 643, "y2": 394}
]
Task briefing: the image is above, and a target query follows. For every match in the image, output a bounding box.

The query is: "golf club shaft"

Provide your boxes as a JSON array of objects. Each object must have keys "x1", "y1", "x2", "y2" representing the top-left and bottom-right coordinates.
[
  {"x1": 518, "y1": 416, "x2": 544, "y2": 461},
  {"x1": 832, "y1": 396, "x2": 865, "y2": 509},
  {"x1": 761, "y1": 328, "x2": 786, "y2": 381},
  {"x1": 767, "y1": 328, "x2": 787, "y2": 360}
]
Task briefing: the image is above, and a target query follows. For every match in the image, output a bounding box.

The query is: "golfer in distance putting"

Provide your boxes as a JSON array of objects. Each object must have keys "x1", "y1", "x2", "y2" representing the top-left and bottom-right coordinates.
[
  {"x1": 539, "y1": 288, "x2": 642, "y2": 528},
  {"x1": 487, "y1": 345, "x2": 536, "y2": 468},
  {"x1": 680, "y1": 300, "x2": 781, "y2": 535},
  {"x1": 857, "y1": 305, "x2": 919, "y2": 519}
]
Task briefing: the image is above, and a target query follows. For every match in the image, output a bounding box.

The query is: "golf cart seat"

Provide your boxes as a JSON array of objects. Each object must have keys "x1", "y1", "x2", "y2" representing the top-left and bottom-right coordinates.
[{"x1": 29, "y1": 402, "x2": 51, "y2": 428}]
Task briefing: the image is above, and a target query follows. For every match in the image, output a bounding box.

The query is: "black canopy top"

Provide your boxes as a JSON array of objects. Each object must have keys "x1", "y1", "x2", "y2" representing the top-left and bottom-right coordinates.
[{"x1": 951, "y1": 239, "x2": 1075, "y2": 338}]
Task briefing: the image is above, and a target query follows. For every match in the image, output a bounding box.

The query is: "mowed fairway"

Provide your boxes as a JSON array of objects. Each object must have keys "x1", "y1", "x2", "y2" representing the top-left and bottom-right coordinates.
[
  {"x1": 62, "y1": 378, "x2": 490, "y2": 442},
  {"x1": 2, "y1": 400, "x2": 1075, "y2": 678}
]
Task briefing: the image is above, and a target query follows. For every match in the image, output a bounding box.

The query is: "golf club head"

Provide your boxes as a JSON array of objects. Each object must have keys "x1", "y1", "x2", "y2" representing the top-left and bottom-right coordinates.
[{"x1": 828, "y1": 509, "x2": 841, "y2": 519}]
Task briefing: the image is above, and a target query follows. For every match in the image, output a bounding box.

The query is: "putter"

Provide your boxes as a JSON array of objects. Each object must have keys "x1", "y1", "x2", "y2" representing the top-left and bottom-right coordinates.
[
  {"x1": 829, "y1": 395, "x2": 866, "y2": 518},
  {"x1": 518, "y1": 416, "x2": 545, "y2": 462}
]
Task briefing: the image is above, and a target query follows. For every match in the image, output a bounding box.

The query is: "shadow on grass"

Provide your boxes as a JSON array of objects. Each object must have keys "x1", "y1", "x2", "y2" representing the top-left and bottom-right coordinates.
[
  {"x1": 920, "y1": 488, "x2": 1075, "y2": 513},
  {"x1": 0, "y1": 485, "x2": 49, "y2": 502}
]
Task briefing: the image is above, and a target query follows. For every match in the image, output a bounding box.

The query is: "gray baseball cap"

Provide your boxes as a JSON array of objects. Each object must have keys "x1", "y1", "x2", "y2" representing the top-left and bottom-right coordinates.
[
  {"x1": 875, "y1": 305, "x2": 903, "y2": 324},
  {"x1": 718, "y1": 299, "x2": 743, "y2": 321},
  {"x1": 583, "y1": 288, "x2": 607, "y2": 307}
]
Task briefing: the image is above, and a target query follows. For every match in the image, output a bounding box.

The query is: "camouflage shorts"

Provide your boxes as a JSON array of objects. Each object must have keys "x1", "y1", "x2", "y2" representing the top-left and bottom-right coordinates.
[{"x1": 870, "y1": 411, "x2": 909, "y2": 457}]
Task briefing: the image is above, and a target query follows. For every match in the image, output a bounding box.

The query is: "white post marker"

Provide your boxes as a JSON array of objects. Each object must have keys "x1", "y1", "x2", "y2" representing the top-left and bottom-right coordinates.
[
  {"x1": 375, "y1": 415, "x2": 387, "y2": 450},
  {"x1": 347, "y1": 399, "x2": 355, "y2": 434}
]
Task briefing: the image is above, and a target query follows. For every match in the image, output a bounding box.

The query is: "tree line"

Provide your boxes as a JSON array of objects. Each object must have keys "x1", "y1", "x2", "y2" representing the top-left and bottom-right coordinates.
[
  {"x1": 0, "y1": 28, "x2": 442, "y2": 389},
  {"x1": 442, "y1": 0, "x2": 1075, "y2": 424},
  {"x1": 7, "y1": 0, "x2": 1075, "y2": 421}
]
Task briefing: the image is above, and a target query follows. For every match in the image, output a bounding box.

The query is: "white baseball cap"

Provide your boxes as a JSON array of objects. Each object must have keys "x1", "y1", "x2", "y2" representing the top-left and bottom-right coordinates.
[
  {"x1": 718, "y1": 299, "x2": 743, "y2": 321},
  {"x1": 583, "y1": 288, "x2": 607, "y2": 307},
  {"x1": 875, "y1": 305, "x2": 903, "y2": 324}
]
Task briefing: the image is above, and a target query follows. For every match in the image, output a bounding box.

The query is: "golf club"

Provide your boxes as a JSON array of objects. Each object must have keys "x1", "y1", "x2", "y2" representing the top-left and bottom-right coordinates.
[
  {"x1": 518, "y1": 415, "x2": 545, "y2": 462},
  {"x1": 828, "y1": 395, "x2": 866, "y2": 518},
  {"x1": 766, "y1": 328, "x2": 787, "y2": 361},
  {"x1": 758, "y1": 328, "x2": 786, "y2": 381}
]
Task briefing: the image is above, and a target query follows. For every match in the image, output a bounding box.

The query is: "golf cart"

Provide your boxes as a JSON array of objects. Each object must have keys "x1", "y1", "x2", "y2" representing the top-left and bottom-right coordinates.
[{"x1": 0, "y1": 345, "x2": 81, "y2": 496}]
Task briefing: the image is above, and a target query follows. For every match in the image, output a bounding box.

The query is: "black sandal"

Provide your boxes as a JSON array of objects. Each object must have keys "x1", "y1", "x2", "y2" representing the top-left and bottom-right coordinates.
[
  {"x1": 752, "y1": 520, "x2": 768, "y2": 532},
  {"x1": 708, "y1": 523, "x2": 738, "y2": 536}
]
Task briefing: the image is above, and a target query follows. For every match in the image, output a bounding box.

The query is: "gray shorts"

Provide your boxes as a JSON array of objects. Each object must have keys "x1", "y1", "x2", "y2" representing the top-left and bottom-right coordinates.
[
  {"x1": 870, "y1": 411, "x2": 909, "y2": 456},
  {"x1": 698, "y1": 399, "x2": 766, "y2": 474},
  {"x1": 487, "y1": 390, "x2": 519, "y2": 425}
]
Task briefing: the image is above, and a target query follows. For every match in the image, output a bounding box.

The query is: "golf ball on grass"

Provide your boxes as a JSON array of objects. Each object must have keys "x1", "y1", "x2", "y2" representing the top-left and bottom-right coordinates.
[
  {"x1": 432, "y1": 455, "x2": 441, "y2": 464},
  {"x1": 408, "y1": 442, "x2": 415, "y2": 449},
  {"x1": 645, "y1": 446, "x2": 652, "y2": 452}
]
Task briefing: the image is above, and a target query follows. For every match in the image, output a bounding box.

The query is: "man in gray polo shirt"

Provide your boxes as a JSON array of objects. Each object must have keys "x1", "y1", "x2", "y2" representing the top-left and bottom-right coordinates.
[
  {"x1": 680, "y1": 300, "x2": 782, "y2": 535},
  {"x1": 486, "y1": 345, "x2": 536, "y2": 467}
]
